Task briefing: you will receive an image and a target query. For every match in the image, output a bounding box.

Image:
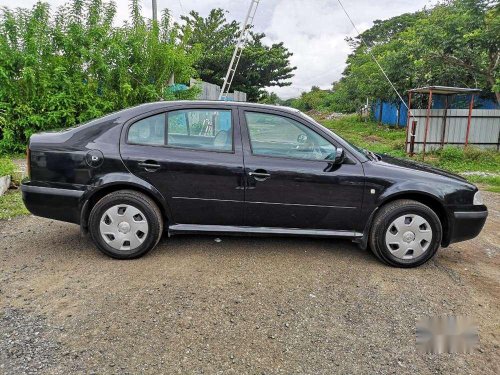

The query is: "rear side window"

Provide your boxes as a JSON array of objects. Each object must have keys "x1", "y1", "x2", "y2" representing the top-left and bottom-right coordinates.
[
  {"x1": 128, "y1": 113, "x2": 165, "y2": 146},
  {"x1": 167, "y1": 109, "x2": 232, "y2": 152}
]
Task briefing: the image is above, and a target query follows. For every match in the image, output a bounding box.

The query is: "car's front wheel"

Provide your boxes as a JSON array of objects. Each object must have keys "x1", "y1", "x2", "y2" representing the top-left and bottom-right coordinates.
[
  {"x1": 88, "y1": 190, "x2": 163, "y2": 259},
  {"x1": 369, "y1": 199, "x2": 442, "y2": 267}
]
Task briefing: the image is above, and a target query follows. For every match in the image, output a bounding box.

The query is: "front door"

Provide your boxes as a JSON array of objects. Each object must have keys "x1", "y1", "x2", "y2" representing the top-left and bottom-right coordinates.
[
  {"x1": 239, "y1": 108, "x2": 364, "y2": 231},
  {"x1": 121, "y1": 105, "x2": 245, "y2": 226}
]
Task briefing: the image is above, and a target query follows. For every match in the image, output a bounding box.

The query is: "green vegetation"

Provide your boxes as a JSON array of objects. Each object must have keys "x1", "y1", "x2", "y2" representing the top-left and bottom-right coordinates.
[
  {"x1": 291, "y1": 0, "x2": 499, "y2": 113},
  {"x1": 318, "y1": 115, "x2": 407, "y2": 156},
  {"x1": 179, "y1": 9, "x2": 295, "y2": 101},
  {"x1": 0, "y1": 1, "x2": 294, "y2": 153},
  {"x1": 0, "y1": 157, "x2": 15, "y2": 177},
  {"x1": 0, "y1": 190, "x2": 29, "y2": 220},
  {"x1": 316, "y1": 114, "x2": 500, "y2": 191},
  {"x1": 0, "y1": 0, "x2": 199, "y2": 153}
]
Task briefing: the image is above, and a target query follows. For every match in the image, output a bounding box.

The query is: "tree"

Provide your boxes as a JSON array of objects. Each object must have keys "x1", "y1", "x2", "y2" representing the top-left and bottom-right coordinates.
[
  {"x1": 407, "y1": 0, "x2": 499, "y2": 103},
  {"x1": 343, "y1": 0, "x2": 499, "y2": 105},
  {"x1": 292, "y1": 0, "x2": 499, "y2": 113},
  {"x1": 178, "y1": 9, "x2": 296, "y2": 101},
  {"x1": 0, "y1": 0, "x2": 199, "y2": 152},
  {"x1": 258, "y1": 91, "x2": 281, "y2": 105}
]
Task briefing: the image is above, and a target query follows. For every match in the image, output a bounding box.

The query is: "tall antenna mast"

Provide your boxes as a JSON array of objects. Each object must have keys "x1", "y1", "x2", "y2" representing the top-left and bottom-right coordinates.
[{"x1": 219, "y1": 0, "x2": 260, "y2": 100}]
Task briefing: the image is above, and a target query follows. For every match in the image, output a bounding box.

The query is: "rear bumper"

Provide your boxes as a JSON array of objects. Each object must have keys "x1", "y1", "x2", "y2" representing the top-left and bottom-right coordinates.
[
  {"x1": 21, "y1": 183, "x2": 83, "y2": 224},
  {"x1": 447, "y1": 209, "x2": 488, "y2": 245}
]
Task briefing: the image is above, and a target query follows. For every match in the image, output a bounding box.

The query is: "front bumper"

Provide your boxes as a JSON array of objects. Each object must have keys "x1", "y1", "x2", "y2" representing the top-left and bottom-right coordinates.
[
  {"x1": 447, "y1": 209, "x2": 488, "y2": 245},
  {"x1": 21, "y1": 183, "x2": 84, "y2": 224}
]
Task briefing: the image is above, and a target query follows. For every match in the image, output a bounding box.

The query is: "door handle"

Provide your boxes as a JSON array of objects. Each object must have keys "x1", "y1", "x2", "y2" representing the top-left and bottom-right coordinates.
[
  {"x1": 138, "y1": 160, "x2": 161, "y2": 172},
  {"x1": 248, "y1": 170, "x2": 271, "y2": 181}
]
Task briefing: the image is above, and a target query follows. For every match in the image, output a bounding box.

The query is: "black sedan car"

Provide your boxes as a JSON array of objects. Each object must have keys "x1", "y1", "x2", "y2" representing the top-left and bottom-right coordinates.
[{"x1": 21, "y1": 101, "x2": 487, "y2": 267}]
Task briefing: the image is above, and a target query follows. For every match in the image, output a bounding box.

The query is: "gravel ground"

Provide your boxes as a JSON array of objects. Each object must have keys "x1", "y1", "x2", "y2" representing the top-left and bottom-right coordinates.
[{"x1": 0, "y1": 192, "x2": 499, "y2": 374}]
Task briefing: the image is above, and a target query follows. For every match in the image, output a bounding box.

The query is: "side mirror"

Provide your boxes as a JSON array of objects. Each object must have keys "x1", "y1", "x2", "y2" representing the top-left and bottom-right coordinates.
[{"x1": 334, "y1": 148, "x2": 345, "y2": 164}]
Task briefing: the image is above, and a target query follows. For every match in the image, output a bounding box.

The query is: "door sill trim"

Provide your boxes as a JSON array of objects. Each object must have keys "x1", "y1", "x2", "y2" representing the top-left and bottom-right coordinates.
[{"x1": 168, "y1": 224, "x2": 362, "y2": 238}]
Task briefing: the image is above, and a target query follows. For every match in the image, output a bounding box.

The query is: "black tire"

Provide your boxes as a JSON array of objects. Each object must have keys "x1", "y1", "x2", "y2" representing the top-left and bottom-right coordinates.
[
  {"x1": 88, "y1": 190, "x2": 163, "y2": 259},
  {"x1": 369, "y1": 199, "x2": 442, "y2": 268}
]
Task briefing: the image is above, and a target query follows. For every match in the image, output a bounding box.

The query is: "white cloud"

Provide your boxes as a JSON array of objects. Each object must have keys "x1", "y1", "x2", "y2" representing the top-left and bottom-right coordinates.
[
  {"x1": 260, "y1": 0, "x2": 437, "y2": 98},
  {"x1": 9, "y1": 0, "x2": 437, "y2": 99}
]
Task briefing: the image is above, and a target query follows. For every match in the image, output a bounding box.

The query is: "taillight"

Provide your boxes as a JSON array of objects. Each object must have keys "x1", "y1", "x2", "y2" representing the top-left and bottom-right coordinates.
[{"x1": 26, "y1": 146, "x2": 31, "y2": 179}]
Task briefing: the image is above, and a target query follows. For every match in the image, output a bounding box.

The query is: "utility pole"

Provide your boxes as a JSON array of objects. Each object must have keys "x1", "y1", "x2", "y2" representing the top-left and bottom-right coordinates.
[
  {"x1": 152, "y1": 0, "x2": 158, "y2": 22},
  {"x1": 218, "y1": 0, "x2": 260, "y2": 100}
]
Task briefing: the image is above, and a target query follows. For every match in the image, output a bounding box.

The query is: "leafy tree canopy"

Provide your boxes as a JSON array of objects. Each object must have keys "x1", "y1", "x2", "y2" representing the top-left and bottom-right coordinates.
[
  {"x1": 178, "y1": 8, "x2": 296, "y2": 101},
  {"x1": 292, "y1": 0, "x2": 499, "y2": 113},
  {"x1": 0, "y1": 2, "x2": 296, "y2": 151},
  {"x1": 0, "y1": 0, "x2": 199, "y2": 152}
]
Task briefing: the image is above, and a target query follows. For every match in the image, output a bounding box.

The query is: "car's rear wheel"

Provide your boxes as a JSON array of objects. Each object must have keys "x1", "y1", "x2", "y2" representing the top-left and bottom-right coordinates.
[
  {"x1": 369, "y1": 199, "x2": 442, "y2": 267},
  {"x1": 89, "y1": 190, "x2": 163, "y2": 259}
]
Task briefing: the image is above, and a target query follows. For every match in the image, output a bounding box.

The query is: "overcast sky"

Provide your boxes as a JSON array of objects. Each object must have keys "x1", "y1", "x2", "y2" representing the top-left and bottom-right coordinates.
[{"x1": 8, "y1": 0, "x2": 437, "y2": 98}]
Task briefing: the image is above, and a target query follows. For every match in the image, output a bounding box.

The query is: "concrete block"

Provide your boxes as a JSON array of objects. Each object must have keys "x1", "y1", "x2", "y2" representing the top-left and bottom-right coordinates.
[{"x1": 0, "y1": 175, "x2": 11, "y2": 196}]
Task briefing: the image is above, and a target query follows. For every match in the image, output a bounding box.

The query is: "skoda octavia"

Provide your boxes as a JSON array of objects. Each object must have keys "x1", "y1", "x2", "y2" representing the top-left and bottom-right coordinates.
[{"x1": 21, "y1": 101, "x2": 488, "y2": 267}]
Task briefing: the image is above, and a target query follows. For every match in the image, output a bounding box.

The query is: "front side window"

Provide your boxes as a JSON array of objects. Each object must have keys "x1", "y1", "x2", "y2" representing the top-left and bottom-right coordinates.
[
  {"x1": 127, "y1": 113, "x2": 165, "y2": 146},
  {"x1": 167, "y1": 109, "x2": 232, "y2": 151},
  {"x1": 245, "y1": 112, "x2": 337, "y2": 161}
]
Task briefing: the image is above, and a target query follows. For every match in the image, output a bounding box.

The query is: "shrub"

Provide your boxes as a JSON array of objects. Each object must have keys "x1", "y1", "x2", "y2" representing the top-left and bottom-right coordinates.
[
  {"x1": 0, "y1": 1, "x2": 199, "y2": 152},
  {"x1": 0, "y1": 157, "x2": 15, "y2": 177},
  {"x1": 438, "y1": 146, "x2": 465, "y2": 162}
]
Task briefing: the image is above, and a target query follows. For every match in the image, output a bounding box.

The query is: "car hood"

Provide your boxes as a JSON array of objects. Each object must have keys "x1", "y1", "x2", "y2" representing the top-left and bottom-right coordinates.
[{"x1": 376, "y1": 154, "x2": 468, "y2": 183}]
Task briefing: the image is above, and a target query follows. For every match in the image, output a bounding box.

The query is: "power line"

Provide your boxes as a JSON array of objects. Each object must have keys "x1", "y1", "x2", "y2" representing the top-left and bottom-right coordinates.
[
  {"x1": 178, "y1": 0, "x2": 185, "y2": 13},
  {"x1": 335, "y1": 0, "x2": 415, "y2": 122}
]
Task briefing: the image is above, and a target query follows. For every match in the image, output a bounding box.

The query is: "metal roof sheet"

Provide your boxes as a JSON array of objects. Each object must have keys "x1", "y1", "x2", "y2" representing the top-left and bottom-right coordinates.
[{"x1": 408, "y1": 86, "x2": 482, "y2": 95}]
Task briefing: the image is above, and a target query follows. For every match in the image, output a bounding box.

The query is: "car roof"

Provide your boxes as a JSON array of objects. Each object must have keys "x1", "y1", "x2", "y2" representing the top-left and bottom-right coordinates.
[{"x1": 130, "y1": 100, "x2": 301, "y2": 115}]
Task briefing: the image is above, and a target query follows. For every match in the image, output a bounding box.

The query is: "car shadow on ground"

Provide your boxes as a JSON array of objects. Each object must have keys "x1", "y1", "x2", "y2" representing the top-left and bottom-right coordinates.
[
  {"x1": 5, "y1": 216, "x2": 379, "y2": 266},
  {"x1": 154, "y1": 233, "x2": 378, "y2": 264}
]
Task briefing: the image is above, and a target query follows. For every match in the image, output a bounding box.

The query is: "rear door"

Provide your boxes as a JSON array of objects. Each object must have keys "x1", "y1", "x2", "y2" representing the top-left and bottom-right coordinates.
[
  {"x1": 121, "y1": 104, "x2": 245, "y2": 226},
  {"x1": 239, "y1": 108, "x2": 364, "y2": 231}
]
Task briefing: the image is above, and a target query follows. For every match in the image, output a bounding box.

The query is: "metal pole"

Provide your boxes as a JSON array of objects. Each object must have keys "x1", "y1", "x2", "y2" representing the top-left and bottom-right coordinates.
[
  {"x1": 465, "y1": 94, "x2": 474, "y2": 147},
  {"x1": 405, "y1": 92, "x2": 412, "y2": 154},
  {"x1": 422, "y1": 90, "x2": 433, "y2": 160},
  {"x1": 410, "y1": 121, "x2": 417, "y2": 156},
  {"x1": 152, "y1": 0, "x2": 158, "y2": 22},
  {"x1": 441, "y1": 95, "x2": 449, "y2": 148}
]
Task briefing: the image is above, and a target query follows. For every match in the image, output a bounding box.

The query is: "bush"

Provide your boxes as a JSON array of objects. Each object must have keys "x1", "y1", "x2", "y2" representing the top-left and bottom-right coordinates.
[
  {"x1": 0, "y1": 1, "x2": 199, "y2": 152},
  {"x1": 438, "y1": 146, "x2": 465, "y2": 162},
  {"x1": 0, "y1": 158, "x2": 15, "y2": 177},
  {"x1": 434, "y1": 146, "x2": 500, "y2": 173}
]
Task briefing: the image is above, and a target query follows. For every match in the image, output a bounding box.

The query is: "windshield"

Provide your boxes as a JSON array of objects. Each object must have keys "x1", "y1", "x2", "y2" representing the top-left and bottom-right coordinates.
[{"x1": 299, "y1": 112, "x2": 370, "y2": 162}]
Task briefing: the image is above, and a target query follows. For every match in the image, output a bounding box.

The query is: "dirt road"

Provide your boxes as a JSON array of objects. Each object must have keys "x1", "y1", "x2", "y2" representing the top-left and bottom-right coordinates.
[{"x1": 1, "y1": 192, "x2": 499, "y2": 374}]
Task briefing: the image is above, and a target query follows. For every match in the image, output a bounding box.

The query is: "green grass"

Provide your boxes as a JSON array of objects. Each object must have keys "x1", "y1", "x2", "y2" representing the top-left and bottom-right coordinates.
[
  {"x1": 0, "y1": 155, "x2": 27, "y2": 219},
  {"x1": 319, "y1": 115, "x2": 407, "y2": 157},
  {"x1": 484, "y1": 185, "x2": 500, "y2": 193},
  {"x1": 315, "y1": 114, "x2": 500, "y2": 191},
  {"x1": 0, "y1": 157, "x2": 15, "y2": 177},
  {"x1": 0, "y1": 190, "x2": 29, "y2": 220}
]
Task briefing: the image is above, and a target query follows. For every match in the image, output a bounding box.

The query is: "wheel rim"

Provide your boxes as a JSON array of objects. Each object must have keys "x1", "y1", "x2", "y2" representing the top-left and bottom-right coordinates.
[
  {"x1": 99, "y1": 204, "x2": 149, "y2": 251},
  {"x1": 385, "y1": 214, "x2": 432, "y2": 260}
]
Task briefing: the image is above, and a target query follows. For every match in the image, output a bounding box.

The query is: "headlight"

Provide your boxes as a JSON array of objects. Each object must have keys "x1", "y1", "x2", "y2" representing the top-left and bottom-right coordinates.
[{"x1": 473, "y1": 191, "x2": 483, "y2": 205}]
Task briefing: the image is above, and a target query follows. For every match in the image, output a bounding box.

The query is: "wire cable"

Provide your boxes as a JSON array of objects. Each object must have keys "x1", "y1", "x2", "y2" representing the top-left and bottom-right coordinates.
[
  {"x1": 335, "y1": 0, "x2": 415, "y2": 122},
  {"x1": 178, "y1": 0, "x2": 185, "y2": 13}
]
